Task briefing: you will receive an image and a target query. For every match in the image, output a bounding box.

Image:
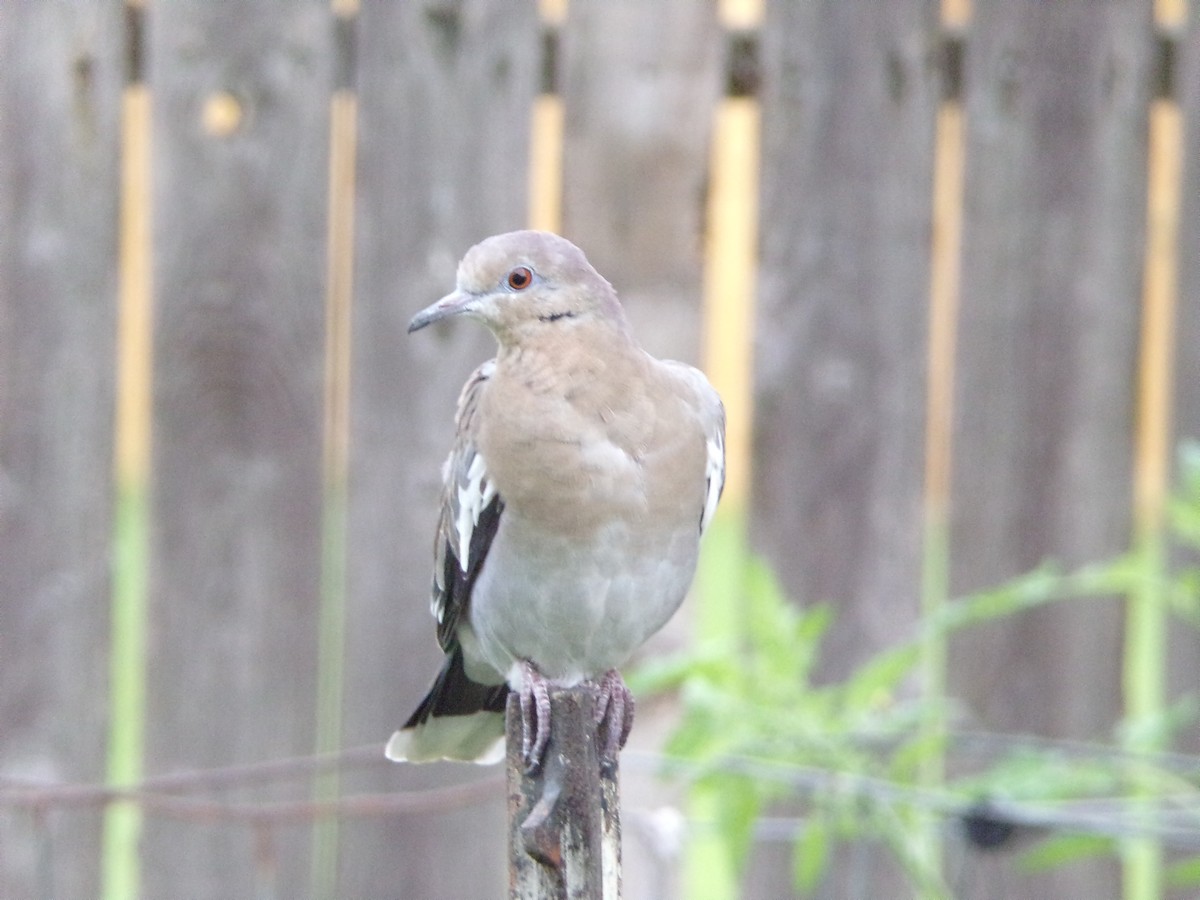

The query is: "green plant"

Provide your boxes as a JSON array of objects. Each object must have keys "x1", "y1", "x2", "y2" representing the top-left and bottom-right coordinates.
[{"x1": 633, "y1": 441, "x2": 1200, "y2": 897}]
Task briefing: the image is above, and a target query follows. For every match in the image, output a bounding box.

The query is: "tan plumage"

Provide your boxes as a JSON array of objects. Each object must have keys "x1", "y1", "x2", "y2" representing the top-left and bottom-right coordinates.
[{"x1": 387, "y1": 231, "x2": 724, "y2": 768}]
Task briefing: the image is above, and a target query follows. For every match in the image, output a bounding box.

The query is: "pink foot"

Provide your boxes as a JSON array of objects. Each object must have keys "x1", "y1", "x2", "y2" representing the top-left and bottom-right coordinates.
[
  {"x1": 518, "y1": 660, "x2": 552, "y2": 772},
  {"x1": 593, "y1": 669, "x2": 635, "y2": 767}
]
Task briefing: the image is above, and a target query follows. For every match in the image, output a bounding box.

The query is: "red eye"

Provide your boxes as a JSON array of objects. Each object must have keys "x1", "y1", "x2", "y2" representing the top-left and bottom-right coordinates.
[{"x1": 506, "y1": 266, "x2": 533, "y2": 291}]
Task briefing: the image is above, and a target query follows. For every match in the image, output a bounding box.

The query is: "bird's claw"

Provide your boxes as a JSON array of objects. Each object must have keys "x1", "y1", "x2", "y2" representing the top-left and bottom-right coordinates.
[
  {"x1": 518, "y1": 660, "x2": 552, "y2": 773},
  {"x1": 517, "y1": 664, "x2": 634, "y2": 772},
  {"x1": 593, "y1": 669, "x2": 635, "y2": 768}
]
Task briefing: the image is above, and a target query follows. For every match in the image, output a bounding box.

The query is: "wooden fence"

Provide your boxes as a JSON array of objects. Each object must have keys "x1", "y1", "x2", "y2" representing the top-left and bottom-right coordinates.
[{"x1": 1, "y1": 1, "x2": 1197, "y2": 898}]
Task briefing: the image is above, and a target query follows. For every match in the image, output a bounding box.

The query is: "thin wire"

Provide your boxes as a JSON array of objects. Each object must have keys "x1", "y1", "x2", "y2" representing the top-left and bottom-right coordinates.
[
  {"x1": 0, "y1": 744, "x2": 503, "y2": 823},
  {"x1": 622, "y1": 749, "x2": 1200, "y2": 849},
  {"x1": 2, "y1": 741, "x2": 1197, "y2": 846}
]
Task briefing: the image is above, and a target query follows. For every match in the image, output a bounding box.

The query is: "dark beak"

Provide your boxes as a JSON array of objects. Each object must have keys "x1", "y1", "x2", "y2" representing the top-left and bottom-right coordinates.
[{"x1": 407, "y1": 289, "x2": 475, "y2": 334}]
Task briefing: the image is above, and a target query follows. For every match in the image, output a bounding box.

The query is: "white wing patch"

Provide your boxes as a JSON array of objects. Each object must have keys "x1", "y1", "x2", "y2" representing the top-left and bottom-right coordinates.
[
  {"x1": 428, "y1": 358, "x2": 497, "y2": 632},
  {"x1": 432, "y1": 562, "x2": 447, "y2": 622},
  {"x1": 659, "y1": 358, "x2": 725, "y2": 535},
  {"x1": 455, "y1": 451, "x2": 497, "y2": 573},
  {"x1": 700, "y1": 429, "x2": 725, "y2": 535}
]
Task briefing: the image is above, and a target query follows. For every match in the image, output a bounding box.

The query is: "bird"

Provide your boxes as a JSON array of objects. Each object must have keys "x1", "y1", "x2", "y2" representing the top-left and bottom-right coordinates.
[{"x1": 386, "y1": 230, "x2": 725, "y2": 770}]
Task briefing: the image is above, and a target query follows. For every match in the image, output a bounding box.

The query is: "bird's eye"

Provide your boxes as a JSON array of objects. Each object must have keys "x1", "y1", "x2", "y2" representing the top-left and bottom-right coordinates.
[{"x1": 506, "y1": 266, "x2": 533, "y2": 291}]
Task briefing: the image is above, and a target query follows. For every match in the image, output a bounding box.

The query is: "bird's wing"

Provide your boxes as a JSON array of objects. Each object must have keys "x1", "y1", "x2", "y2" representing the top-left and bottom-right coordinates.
[
  {"x1": 430, "y1": 359, "x2": 504, "y2": 652},
  {"x1": 700, "y1": 398, "x2": 726, "y2": 535},
  {"x1": 387, "y1": 360, "x2": 509, "y2": 763},
  {"x1": 661, "y1": 360, "x2": 726, "y2": 535}
]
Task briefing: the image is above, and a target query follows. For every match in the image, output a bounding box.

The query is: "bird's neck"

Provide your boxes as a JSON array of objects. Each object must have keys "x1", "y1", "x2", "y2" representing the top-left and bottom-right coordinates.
[{"x1": 495, "y1": 318, "x2": 638, "y2": 366}]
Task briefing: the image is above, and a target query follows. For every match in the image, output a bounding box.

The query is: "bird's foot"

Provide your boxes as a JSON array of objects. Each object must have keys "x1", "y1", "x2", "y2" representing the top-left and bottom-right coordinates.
[
  {"x1": 516, "y1": 663, "x2": 634, "y2": 772},
  {"x1": 518, "y1": 660, "x2": 552, "y2": 773},
  {"x1": 592, "y1": 669, "x2": 635, "y2": 769}
]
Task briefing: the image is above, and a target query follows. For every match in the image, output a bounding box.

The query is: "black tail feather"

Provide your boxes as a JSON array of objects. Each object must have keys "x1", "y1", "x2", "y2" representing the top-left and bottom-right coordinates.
[{"x1": 403, "y1": 644, "x2": 509, "y2": 728}]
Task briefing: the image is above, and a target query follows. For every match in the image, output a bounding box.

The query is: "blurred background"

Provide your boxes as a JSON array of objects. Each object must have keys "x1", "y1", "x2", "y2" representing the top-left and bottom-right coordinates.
[{"x1": 2, "y1": 0, "x2": 1199, "y2": 898}]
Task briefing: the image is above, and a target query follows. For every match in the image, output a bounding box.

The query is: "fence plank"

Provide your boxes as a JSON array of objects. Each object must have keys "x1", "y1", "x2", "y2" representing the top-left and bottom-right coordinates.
[
  {"x1": 0, "y1": 4, "x2": 123, "y2": 898},
  {"x1": 559, "y1": 0, "x2": 721, "y2": 365},
  {"x1": 1178, "y1": 20, "x2": 1200, "y2": 447},
  {"x1": 557, "y1": 7, "x2": 721, "y2": 897},
  {"x1": 753, "y1": 0, "x2": 938, "y2": 673},
  {"x1": 949, "y1": 2, "x2": 1154, "y2": 896},
  {"x1": 951, "y1": 0, "x2": 1152, "y2": 743},
  {"x1": 1169, "y1": 13, "x2": 1200, "y2": 753},
  {"x1": 338, "y1": 2, "x2": 539, "y2": 897},
  {"x1": 141, "y1": 3, "x2": 332, "y2": 896},
  {"x1": 750, "y1": 2, "x2": 940, "y2": 894}
]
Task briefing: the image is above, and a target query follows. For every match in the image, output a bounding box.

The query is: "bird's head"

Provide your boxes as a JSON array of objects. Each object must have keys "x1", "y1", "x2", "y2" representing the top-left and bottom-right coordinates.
[{"x1": 408, "y1": 230, "x2": 629, "y2": 342}]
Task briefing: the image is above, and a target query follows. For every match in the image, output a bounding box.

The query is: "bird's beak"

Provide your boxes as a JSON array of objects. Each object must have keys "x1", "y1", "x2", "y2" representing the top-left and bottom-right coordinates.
[{"x1": 407, "y1": 289, "x2": 475, "y2": 334}]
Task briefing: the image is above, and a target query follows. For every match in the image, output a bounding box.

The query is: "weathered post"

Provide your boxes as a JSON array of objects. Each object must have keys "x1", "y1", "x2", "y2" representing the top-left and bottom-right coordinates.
[{"x1": 506, "y1": 686, "x2": 621, "y2": 899}]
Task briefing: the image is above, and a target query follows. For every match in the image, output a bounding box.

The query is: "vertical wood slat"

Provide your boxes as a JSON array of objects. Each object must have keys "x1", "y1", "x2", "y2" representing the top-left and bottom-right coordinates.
[
  {"x1": 753, "y1": 2, "x2": 940, "y2": 664},
  {"x1": 557, "y1": 7, "x2": 721, "y2": 897},
  {"x1": 1175, "y1": 11, "x2": 1200, "y2": 442},
  {"x1": 949, "y1": 2, "x2": 1154, "y2": 897},
  {"x1": 1168, "y1": 5, "x2": 1200, "y2": 763},
  {"x1": 753, "y1": 0, "x2": 939, "y2": 676},
  {"x1": 559, "y1": 0, "x2": 722, "y2": 367},
  {"x1": 339, "y1": 2, "x2": 539, "y2": 897},
  {"x1": 141, "y1": 3, "x2": 332, "y2": 897},
  {"x1": 0, "y1": 4, "x2": 124, "y2": 899},
  {"x1": 750, "y1": 2, "x2": 940, "y2": 894},
  {"x1": 951, "y1": 0, "x2": 1153, "y2": 738}
]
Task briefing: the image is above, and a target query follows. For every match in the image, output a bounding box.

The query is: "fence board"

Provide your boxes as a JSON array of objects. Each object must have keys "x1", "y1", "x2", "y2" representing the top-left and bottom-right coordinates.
[
  {"x1": 0, "y1": 4, "x2": 123, "y2": 898},
  {"x1": 1169, "y1": 14, "x2": 1200, "y2": 759},
  {"x1": 750, "y1": 1, "x2": 939, "y2": 894},
  {"x1": 1179, "y1": 20, "x2": 1200, "y2": 450},
  {"x1": 141, "y1": 3, "x2": 332, "y2": 896},
  {"x1": 557, "y1": 7, "x2": 721, "y2": 896},
  {"x1": 949, "y1": 2, "x2": 1153, "y2": 896},
  {"x1": 753, "y1": 0, "x2": 938, "y2": 677},
  {"x1": 339, "y1": 2, "x2": 539, "y2": 896},
  {"x1": 559, "y1": 0, "x2": 721, "y2": 366},
  {"x1": 950, "y1": 0, "x2": 1151, "y2": 740}
]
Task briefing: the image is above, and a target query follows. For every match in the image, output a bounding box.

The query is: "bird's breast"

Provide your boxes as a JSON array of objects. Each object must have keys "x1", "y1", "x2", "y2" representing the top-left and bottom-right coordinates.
[
  {"x1": 477, "y1": 362, "x2": 661, "y2": 537},
  {"x1": 466, "y1": 347, "x2": 712, "y2": 681},
  {"x1": 470, "y1": 511, "x2": 699, "y2": 681}
]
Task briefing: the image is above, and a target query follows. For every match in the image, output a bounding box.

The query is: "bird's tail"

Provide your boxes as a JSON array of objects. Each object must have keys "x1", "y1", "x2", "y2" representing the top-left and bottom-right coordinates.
[{"x1": 385, "y1": 645, "x2": 510, "y2": 764}]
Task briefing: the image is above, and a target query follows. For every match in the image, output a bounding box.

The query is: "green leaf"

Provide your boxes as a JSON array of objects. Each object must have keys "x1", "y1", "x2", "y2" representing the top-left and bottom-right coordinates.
[
  {"x1": 712, "y1": 773, "x2": 762, "y2": 872},
  {"x1": 627, "y1": 640, "x2": 732, "y2": 696},
  {"x1": 792, "y1": 814, "x2": 830, "y2": 895},
  {"x1": 1018, "y1": 833, "x2": 1114, "y2": 873},
  {"x1": 1170, "y1": 440, "x2": 1200, "y2": 547},
  {"x1": 1168, "y1": 569, "x2": 1200, "y2": 624},
  {"x1": 743, "y1": 557, "x2": 829, "y2": 686},
  {"x1": 841, "y1": 643, "x2": 919, "y2": 713},
  {"x1": 1167, "y1": 855, "x2": 1200, "y2": 888},
  {"x1": 930, "y1": 563, "x2": 1064, "y2": 633},
  {"x1": 888, "y1": 727, "x2": 949, "y2": 781},
  {"x1": 664, "y1": 712, "x2": 716, "y2": 761},
  {"x1": 1117, "y1": 693, "x2": 1200, "y2": 749}
]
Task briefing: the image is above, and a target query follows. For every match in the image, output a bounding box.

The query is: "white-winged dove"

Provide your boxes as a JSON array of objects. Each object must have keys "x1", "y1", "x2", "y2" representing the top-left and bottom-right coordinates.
[{"x1": 387, "y1": 230, "x2": 725, "y2": 769}]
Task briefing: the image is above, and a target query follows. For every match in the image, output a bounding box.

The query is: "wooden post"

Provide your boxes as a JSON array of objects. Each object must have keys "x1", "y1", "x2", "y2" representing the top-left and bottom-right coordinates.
[{"x1": 506, "y1": 686, "x2": 621, "y2": 899}]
